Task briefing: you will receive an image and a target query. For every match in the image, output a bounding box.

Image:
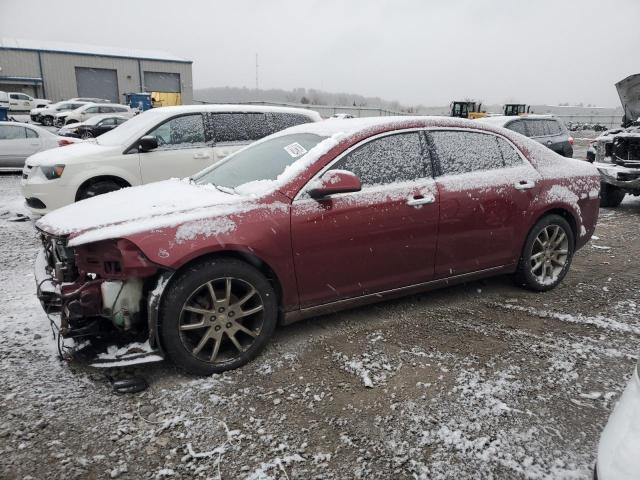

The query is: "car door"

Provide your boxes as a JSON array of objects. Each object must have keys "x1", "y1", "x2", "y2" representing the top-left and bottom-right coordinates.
[
  {"x1": 138, "y1": 113, "x2": 214, "y2": 183},
  {"x1": 94, "y1": 118, "x2": 116, "y2": 136},
  {"x1": 290, "y1": 130, "x2": 440, "y2": 308},
  {"x1": 209, "y1": 112, "x2": 255, "y2": 163},
  {"x1": 0, "y1": 125, "x2": 41, "y2": 168},
  {"x1": 427, "y1": 129, "x2": 541, "y2": 278},
  {"x1": 81, "y1": 106, "x2": 100, "y2": 121}
]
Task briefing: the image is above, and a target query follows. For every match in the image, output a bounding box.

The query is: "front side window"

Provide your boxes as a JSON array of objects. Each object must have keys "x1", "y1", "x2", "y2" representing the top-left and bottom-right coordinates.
[
  {"x1": 25, "y1": 128, "x2": 38, "y2": 139},
  {"x1": 330, "y1": 132, "x2": 429, "y2": 187},
  {"x1": 428, "y1": 130, "x2": 512, "y2": 176},
  {"x1": 98, "y1": 118, "x2": 116, "y2": 126},
  {"x1": 0, "y1": 125, "x2": 27, "y2": 140},
  {"x1": 147, "y1": 114, "x2": 206, "y2": 150},
  {"x1": 85, "y1": 107, "x2": 99, "y2": 114},
  {"x1": 98, "y1": 107, "x2": 113, "y2": 113}
]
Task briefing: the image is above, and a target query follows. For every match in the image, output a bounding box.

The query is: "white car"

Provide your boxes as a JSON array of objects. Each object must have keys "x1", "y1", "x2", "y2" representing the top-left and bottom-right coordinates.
[
  {"x1": 54, "y1": 103, "x2": 133, "y2": 127},
  {"x1": 8, "y1": 92, "x2": 50, "y2": 111},
  {"x1": 0, "y1": 91, "x2": 9, "y2": 110},
  {"x1": 21, "y1": 105, "x2": 321, "y2": 214},
  {"x1": 31, "y1": 101, "x2": 89, "y2": 126},
  {"x1": 0, "y1": 122, "x2": 78, "y2": 172},
  {"x1": 595, "y1": 359, "x2": 640, "y2": 480}
]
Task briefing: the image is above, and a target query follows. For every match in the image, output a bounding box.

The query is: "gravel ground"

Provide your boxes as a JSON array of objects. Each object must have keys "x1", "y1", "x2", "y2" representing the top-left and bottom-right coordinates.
[{"x1": 1, "y1": 165, "x2": 639, "y2": 480}]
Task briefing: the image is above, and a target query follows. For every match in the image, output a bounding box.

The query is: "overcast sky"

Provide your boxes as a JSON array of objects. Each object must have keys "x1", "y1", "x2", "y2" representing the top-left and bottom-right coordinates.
[{"x1": 1, "y1": 0, "x2": 638, "y2": 107}]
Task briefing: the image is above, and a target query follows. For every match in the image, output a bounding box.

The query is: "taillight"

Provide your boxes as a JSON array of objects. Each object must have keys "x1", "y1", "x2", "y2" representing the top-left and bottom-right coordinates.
[
  {"x1": 58, "y1": 138, "x2": 75, "y2": 147},
  {"x1": 568, "y1": 136, "x2": 574, "y2": 145}
]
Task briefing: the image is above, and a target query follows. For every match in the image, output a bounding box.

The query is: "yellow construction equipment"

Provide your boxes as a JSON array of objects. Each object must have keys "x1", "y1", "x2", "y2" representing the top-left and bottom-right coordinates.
[
  {"x1": 503, "y1": 104, "x2": 531, "y2": 116},
  {"x1": 450, "y1": 101, "x2": 487, "y2": 119}
]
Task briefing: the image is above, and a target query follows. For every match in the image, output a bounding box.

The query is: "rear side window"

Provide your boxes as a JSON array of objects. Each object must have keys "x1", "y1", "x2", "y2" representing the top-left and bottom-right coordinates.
[
  {"x1": 330, "y1": 132, "x2": 430, "y2": 187},
  {"x1": 544, "y1": 120, "x2": 561, "y2": 135},
  {"x1": 525, "y1": 120, "x2": 546, "y2": 137},
  {"x1": 268, "y1": 112, "x2": 313, "y2": 134},
  {"x1": 0, "y1": 125, "x2": 27, "y2": 139},
  {"x1": 429, "y1": 131, "x2": 514, "y2": 176},
  {"x1": 211, "y1": 113, "x2": 249, "y2": 143},
  {"x1": 506, "y1": 120, "x2": 527, "y2": 135}
]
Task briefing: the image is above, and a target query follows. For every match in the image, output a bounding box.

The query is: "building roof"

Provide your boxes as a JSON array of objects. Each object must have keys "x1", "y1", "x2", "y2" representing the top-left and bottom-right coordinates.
[{"x1": 0, "y1": 37, "x2": 191, "y2": 63}]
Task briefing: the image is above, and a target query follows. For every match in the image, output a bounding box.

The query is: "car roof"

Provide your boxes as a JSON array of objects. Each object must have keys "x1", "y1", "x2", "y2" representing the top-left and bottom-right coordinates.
[
  {"x1": 477, "y1": 114, "x2": 556, "y2": 127},
  {"x1": 273, "y1": 115, "x2": 516, "y2": 140},
  {"x1": 147, "y1": 104, "x2": 322, "y2": 120},
  {"x1": 0, "y1": 121, "x2": 54, "y2": 134}
]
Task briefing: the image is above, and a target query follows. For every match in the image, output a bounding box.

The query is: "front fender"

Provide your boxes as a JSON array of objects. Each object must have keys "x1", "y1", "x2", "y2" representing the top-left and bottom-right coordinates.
[{"x1": 147, "y1": 271, "x2": 175, "y2": 351}]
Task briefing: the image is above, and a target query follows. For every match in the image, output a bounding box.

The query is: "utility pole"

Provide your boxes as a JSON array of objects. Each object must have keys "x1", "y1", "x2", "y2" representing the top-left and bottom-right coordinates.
[{"x1": 255, "y1": 53, "x2": 259, "y2": 91}]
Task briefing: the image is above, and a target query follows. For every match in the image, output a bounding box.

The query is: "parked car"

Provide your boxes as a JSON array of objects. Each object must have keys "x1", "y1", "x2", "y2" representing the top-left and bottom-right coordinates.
[
  {"x1": 31, "y1": 101, "x2": 89, "y2": 126},
  {"x1": 0, "y1": 122, "x2": 78, "y2": 171},
  {"x1": 0, "y1": 91, "x2": 9, "y2": 110},
  {"x1": 68, "y1": 97, "x2": 111, "y2": 103},
  {"x1": 33, "y1": 116, "x2": 600, "y2": 374},
  {"x1": 595, "y1": 358, "x2": 640, "y2": 480},
  {"x1": 54, "y1": 103, "x2": 133, "y2": 127},
  {"x1": 57, "y1": 114, "x2": 129, "y2": 139},
  {"x1": 8, "y1": 92, "x2": 50, "y2": 111},
  {"x1": 22, "y1": 105, "x2": 322, "y2": 214},
  {"x1": 478, "y1": 115, "x2": 574, "y2": 157}
]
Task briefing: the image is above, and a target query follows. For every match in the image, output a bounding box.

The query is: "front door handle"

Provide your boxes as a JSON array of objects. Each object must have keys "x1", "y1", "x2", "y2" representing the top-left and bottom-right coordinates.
[
  {"x1": 407, "y1": 193, "x2": 436, "y2": 207},
  {"x1": 514, "y1": 180, "x2": 536, "y2": 190}
]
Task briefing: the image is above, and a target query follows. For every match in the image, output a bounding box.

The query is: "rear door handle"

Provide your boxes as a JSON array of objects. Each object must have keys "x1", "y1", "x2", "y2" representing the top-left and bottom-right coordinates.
[
  {"x1": 514, "y1": 180, "x2": 536, "y2": 190},
  {"x1": 407, "y1": 193, "x2": 436, "y2": 207}
]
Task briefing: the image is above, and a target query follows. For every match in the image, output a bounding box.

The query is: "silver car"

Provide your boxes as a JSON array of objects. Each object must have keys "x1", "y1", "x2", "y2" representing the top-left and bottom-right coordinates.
[{"x1": 0, "y1": 122, "x2": 78, "y2": 171}]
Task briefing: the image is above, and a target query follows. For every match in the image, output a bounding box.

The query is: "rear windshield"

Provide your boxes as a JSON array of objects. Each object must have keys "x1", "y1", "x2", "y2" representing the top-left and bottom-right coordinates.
[{"x1": 194, "y1": 133, "x2": 327, "y2": 189}]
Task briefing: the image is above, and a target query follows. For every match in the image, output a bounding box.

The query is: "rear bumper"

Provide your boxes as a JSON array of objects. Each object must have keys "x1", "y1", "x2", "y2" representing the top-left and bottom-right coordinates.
[{"x1": 596, "y1": 368, "x2": 640, "y2": 480}]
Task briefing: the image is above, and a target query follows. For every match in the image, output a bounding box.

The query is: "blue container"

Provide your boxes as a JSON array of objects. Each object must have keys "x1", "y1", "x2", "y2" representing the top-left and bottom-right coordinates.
[
  {"x1": 0, "y1": 107, "x2": 8, "y2": 121},
  {"x1": 125, "y1": 93, "x2": 152, "y2": 111}
]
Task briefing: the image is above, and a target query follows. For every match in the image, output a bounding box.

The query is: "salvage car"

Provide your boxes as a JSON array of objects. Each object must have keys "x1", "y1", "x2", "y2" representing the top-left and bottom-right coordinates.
[
  {"x1": 0, "y1": 122, "x2": 78, "y2": 171},
  {"x1": 31, "y1": 100, "x2": 89, "y2": 126},
  {"x1": 57, "y1": 114, "x2": 129, "y2": 139},
  {"x1": 478, "y1": 115, "x2": 574, "y2": 157},
  {"x1": 595, "y1": 358, "x2": 640, "y2": 480},
  {"x1": 585, "y1": 74, "x2": 640, "y2": 207},
  {"x1": 34, "y1": 116, "x2": 600, "y2": 375},
  {"x1": 21, "y1": 105, "x2": 322, "y2": 215}
]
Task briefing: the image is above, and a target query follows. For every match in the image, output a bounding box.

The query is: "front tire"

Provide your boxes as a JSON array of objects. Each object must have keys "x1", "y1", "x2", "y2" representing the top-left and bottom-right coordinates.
[
  {"x1": 42, "y1": 115, "x2": 53, "y2": 126},
  {"x1": 514, "y1": 214, "x2": 575, "y2": 291},
  {"x1": 159, "y1": 259, "x2": 278, "y2": 375},
  {"x1": 599, "y1": 183, "x2": 625, "y2": 208},
  {"x1": 76, "y1": 180, "x2": 123, "y2": 201}
]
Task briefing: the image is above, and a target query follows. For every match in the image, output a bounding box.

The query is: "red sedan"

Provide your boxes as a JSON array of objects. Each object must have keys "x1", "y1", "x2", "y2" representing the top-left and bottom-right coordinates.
[{"x1": 35, "y1": 117, "x2": 600, "y2": 375}]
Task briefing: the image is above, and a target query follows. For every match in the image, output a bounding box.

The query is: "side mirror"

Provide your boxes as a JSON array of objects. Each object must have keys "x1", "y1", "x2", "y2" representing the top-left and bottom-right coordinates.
[
  {"x1": 138, "y1": 135, "x2": 158, "y2": 152},
  {"x1": 308, "y1": 170, "x2": 361, "y2": 199}
]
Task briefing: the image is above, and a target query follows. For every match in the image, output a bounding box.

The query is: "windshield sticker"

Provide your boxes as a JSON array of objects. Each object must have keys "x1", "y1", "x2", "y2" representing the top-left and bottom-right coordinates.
[{"x1": 284, "y1": 142, "x2": 308, "y2": 158}]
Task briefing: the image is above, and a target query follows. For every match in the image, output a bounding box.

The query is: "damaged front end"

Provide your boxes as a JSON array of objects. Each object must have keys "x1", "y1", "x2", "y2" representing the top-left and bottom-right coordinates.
[
  {"x1": 591, "y1": 127, "x2": 640, "y2": 194},
  {"x1": 35, "y1": 231, "x2": 172, "y2": 365}
]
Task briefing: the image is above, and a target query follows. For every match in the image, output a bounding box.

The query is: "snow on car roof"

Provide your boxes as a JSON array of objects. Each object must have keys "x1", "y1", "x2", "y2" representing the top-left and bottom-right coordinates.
[
  {"x1": 0, "y1": 37, "x2": 190, "y2": 63},
  {"x1": 148, "y1": 104, "x2": 323, "y2": 119}
]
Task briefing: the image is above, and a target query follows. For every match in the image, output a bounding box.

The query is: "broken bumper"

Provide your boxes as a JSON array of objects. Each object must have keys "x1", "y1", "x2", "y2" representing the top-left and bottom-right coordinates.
[{"x1": 595, "y1": 163, "x2": 640, "y2": 190}]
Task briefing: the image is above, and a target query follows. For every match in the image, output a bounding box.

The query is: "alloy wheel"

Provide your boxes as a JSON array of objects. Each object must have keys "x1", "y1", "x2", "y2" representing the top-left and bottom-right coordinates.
[
  {"x1": 530, "y1": 225, "x2": 569, "y2": 285},
  {"x1": 178, "y1": 277, "x2": 264, "y2": 364}
]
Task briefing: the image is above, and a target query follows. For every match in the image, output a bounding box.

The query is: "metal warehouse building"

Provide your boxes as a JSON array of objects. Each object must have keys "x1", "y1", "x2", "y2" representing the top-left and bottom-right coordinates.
[{"x1": 0, "y1": 38, "x2": 193, "y2": 105}]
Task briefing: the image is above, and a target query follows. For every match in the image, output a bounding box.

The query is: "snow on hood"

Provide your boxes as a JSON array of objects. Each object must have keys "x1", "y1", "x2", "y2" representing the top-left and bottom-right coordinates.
[
  {"x1": 616, "y1": 74, "x2": 640, "y2": 124},
  {"x1": 26, "y1": 141, "x2": 115, "y2": 166},
  {"x1": 36, "y1": 179, "x2": 254, "y2": 246}
]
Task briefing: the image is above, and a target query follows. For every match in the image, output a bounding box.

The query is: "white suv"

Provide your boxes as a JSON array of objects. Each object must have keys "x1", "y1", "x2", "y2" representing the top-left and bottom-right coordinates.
[
  {"x1": 21, "y1": 105, "x2": 322, "y2": 214},
  {"x1": 54, "y1": 103, "x2": 134, "y2": 127},
  {"x1": 8, "y1": 92, "x2": 50, "y2": 111},
  {"x1": 31, "y1": 101, "x2": 89, "y2": 125}
]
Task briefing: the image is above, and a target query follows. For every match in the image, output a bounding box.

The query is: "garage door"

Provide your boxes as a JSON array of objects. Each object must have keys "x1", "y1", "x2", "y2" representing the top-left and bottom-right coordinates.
[
  {"x1": 144, "y1": 72, "x2": 180, "y2": 93},
  {"x1": 75, "y1": 67, "x2": 119, "y2": 103}
]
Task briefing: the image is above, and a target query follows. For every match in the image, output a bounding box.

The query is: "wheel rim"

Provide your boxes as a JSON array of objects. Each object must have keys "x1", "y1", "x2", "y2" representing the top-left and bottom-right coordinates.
[
  {"x1": 530, "y1": 225, "x2": 569, "y2": 285},
  {"x1": 179, "y1": 277, "x2": 264, "y2": 365},
  {"x1": 81, "y1": 132, "x2": 93, "y2": 139}
]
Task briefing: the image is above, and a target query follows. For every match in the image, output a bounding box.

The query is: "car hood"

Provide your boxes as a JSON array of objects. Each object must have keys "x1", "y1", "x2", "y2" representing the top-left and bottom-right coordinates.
[
  {"x1": 26, "y1": 141, "x2": 118, "y2": 166},
  {"x1": 36, "y1": 179, "x2": 261, "y2": 247},
  {"x1": 616, "y1": 74, "x2": 640, "y2": 125}
]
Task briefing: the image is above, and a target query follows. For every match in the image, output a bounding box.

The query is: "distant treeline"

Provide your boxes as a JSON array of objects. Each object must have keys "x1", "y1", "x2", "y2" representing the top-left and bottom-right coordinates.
[{"x1": 193, "y1": 86, "x2": 421, "y2": 112}]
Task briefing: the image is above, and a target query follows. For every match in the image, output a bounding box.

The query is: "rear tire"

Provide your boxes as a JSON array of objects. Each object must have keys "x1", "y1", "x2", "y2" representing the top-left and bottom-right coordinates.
[
  {"x1": 514, "y1": 214, "x2": 575, "y2": 292},
  {"x1": 159, "y1": 259, "x2": 278, "y2": 375},
  {"x1": 76, "y1": 180, "x2": 123, "y2": 201},
  {"x1": 599, "y1": 183, "x2": 625, "y2": 208}
]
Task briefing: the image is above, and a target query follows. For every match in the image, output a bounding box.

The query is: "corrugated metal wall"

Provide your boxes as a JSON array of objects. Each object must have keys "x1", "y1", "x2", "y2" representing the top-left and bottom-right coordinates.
[{"x1": 0, "y1": 49, "x2": 193, "y2": 104}]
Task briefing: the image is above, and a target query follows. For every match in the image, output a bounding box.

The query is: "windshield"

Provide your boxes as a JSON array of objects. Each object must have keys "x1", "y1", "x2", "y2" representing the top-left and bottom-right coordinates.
[
  {"x1": 96, "y1": 110, "x2": 164, "y2": 146},
  {"x1": 194, "y1": 133, "x2": 327, "y2": 189}
]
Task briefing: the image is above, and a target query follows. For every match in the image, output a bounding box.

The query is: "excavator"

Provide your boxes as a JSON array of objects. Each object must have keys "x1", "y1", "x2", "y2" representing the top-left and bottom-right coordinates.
[{"x1": 449, "y1": 101, "x2": 487, "y2": 119}]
